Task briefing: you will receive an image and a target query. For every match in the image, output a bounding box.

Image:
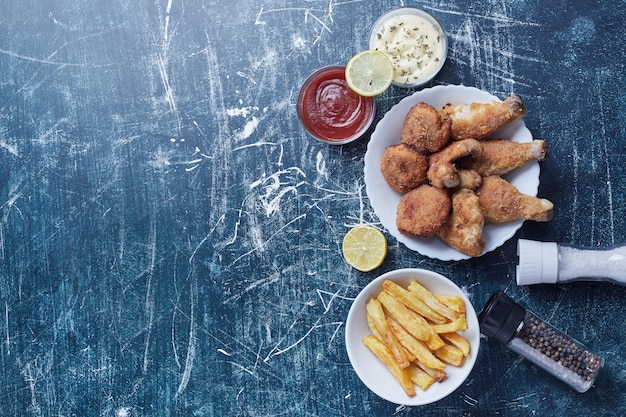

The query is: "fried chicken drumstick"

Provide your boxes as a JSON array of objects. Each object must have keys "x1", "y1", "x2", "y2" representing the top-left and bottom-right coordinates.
[
  {"x1": 477, "y1": 175, "x2": 554, "y2": 223},
  {"x1": 437, "y1": 189, "x2": 485, "y2": 257},
  {"x1": 427, "y1": 139, "x2": 482, "y2": 189},
  {"x1": 439, "y1": 94, "x2": 527, "y2": 141},
  {"x1": 459, "y1": 139, "x2": 548, "y2": 176}
]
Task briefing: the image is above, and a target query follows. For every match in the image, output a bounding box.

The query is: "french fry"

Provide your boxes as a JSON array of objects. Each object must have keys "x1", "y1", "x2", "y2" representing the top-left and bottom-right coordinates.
[
  {"x1": 363, "y1": 335, "x2": 416, "y2": 397},
  {"x1": 435, "y1": 295, "x2": 466, "y2": 314},
  {"x1": 435, "y1": 344, "x2": 466, "y2": 367},
  {"x1": 382, "y1": 280, "x2": 447, "y2": 324},
  {"x1": 441, "y1": 332, "x2": 471, "y2": 357},
  {"x1": 366, "y1": 312, "x2": 384, "y2": 341},
  {"x1": 430, "y1": 317, "x2": 468, "y2": 334},
  {"x1": 368, "y1": 313, "x2": 416, "y2": 362},
  {"x1": 407, "y1": 281, "x2": 458, "y2": 321},
  {"x1": 425, "y1": 329, "x2": 446, "y2": 351},
  {"x1": 366, "y1": 298, "x2": 411, "y2": 369},
  {"x1": 416, "y1": 360, "x2": 447, "y2": 382},
  {"x1": 388, "y1": 318, "x2": 447, "y2": 370},
  {"x1": 406, "y1": 365, "x2": 436, "y2": 391},
  {"x1": 377, "y1": 290, "x2": 431, "y2": 341}
]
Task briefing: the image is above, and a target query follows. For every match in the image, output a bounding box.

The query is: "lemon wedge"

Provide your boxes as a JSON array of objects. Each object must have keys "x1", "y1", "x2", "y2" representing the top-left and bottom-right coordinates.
[
  {"x1": 342, "y1": 226, "x2": 388, "y2": 272},
  {"x1": 345, "y1": 50, "x2": 394, "y2": 97}
]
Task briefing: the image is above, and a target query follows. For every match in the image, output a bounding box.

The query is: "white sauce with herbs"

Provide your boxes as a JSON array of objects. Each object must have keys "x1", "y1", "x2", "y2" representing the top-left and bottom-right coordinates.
[{"x1": 371, "y1": 14, "x2": 444, "y2": 85}]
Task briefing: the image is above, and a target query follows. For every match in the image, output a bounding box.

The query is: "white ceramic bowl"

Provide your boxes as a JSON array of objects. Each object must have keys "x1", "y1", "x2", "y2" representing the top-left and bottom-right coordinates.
[
  {"x1": 369, "y1": 7, "x2": 448, "y2": 88},
  {"x1": 345, "y1": 268, "x2": 480, "y2": 405}
]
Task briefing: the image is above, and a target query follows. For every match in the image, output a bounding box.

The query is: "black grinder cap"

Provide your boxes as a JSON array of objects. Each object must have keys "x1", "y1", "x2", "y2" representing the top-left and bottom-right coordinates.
[{"x1": 478, "y1": 290, "x2": 526, "y2": 345}]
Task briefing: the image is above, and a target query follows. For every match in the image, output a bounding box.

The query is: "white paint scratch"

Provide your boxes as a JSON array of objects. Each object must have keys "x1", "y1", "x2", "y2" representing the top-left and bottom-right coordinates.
[
  {"x1": 176, "y1": 272, "x2": 197, "y2": 397},
  {"x1": 4, "y1": 302, "x2": 9, "y2": 355},
  {"x1": 264, "y1": 317, "x2": 323, "y2": 361},
  {"x1": 596, "y1": 77, "x2": 614, "y2": 244},
  {"x1": 226, "y1": 106, "x2": 259, "y2": 118},
  {"x1": 116, "y1": 407, "x2": 132, "y2": 417},
  {"x1": 222, "y1": 273, "x2": 282, "y2": 304},
  {"x1": 189, "y1": 213, "x2": 225, "y2": 263},
  {"x1": 228, "y1": 213, "x2": 306, "y2": 267},
  {"x1": 0, "y1": 140, "x2": 19, "y2": 157},
  {"x1": 164, "y1": 0, "x2": 174, "y2": 43},
  {"x1": 217, "y1": 348, "x2": 232, "y2": 356},
  {"x1": 142, "y1": 219, "x2": 158, "y2": 374},
  {"x1": 237, "y1": 116, "x2": 260, "y2": 140},
  {"x1": 249, "y1": 167, "x2": 307, "y2": 217},
  {"x1": 316, "y1": 289, "x2": 354, "y2": 313}
]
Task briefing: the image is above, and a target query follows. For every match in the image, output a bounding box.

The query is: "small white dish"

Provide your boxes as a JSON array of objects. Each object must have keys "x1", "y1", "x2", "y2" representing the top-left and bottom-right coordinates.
[
  {"x1": 345, "y1": 268, "x2": 480, "y2": 405},
  {"x1": 369, "y1": 7, "x2": 448, "y2": 88},
  {"x1": 364, "y1": 84, "x2": 540, "y2": 261}
]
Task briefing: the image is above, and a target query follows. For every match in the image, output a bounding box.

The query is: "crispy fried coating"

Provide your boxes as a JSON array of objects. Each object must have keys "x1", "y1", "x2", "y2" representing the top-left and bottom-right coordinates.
[
  {"x1": 401, "y1": 102, "x2": 452, "y2": 154},
  {"x1": 437, "y1": 189, "x2": 485, "y2": 257},
  {"x1": 456, "y1": 169, "x2": 482, "y2": 190},
  {"x1": 396, "y1": 184, "x2": 451, "y2": 237},
  {"x1": 477, "y1": 175, "x2": 554, "y2": 223},
  {"x1": 381, "y1": 144, "x2": 429, "y2": 194},
  {"x1": 439, "y1": 94, "x2": 527, "y2": 141},
  {"x1": 459, "y1": 139, "x2": 548, "y2": 176},
  {"x1": 427, "y1": 139, "x2": 482, "y2": 189}
]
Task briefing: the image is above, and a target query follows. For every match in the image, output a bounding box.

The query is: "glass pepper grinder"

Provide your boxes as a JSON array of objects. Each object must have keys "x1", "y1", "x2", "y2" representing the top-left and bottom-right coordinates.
[
  {"x1": 478, "y1": 290, "x2": 603, "y2": 393},
  {"x1": 516, "y1": 239, "x2": 626, "y2": 285}
]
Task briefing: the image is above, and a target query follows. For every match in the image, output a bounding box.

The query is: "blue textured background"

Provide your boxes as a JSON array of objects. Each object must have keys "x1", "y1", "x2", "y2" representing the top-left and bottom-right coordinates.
[{"x1": 1, "y1": 0, "x2": 624, "y2": 415}]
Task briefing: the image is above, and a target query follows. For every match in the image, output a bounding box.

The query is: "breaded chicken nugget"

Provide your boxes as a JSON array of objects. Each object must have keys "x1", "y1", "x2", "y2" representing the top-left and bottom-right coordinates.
[
  {"x1": 381, "y1": 144, "x2": 429, "y2": 194},
  {"x1": 401, "y1": 102, "x2": 452, "y2": 154},
  {"x1": 396, "y1": 184, "x2": 451, "y2": 237},
  {"x1": 437, "y1": 189, "x2": 485, "y2": 257}
]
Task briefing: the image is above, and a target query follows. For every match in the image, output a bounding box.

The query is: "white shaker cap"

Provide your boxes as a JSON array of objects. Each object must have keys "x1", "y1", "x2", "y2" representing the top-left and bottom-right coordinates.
[{"x1": 516, "y1": 239, "x2": 559, "y2": 285}]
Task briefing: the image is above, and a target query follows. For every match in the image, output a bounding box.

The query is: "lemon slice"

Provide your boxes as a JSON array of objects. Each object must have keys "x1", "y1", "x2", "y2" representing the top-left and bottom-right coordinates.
[
  {"x1": 342, "y1": 226, "x2": 388, "y2": 272},
  {"x1": 345, "y1": 50, "x2": 394, "y2": 97}
]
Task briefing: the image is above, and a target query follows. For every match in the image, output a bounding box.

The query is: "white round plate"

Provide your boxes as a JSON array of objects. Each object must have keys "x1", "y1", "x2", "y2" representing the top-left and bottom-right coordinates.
[
  {"x1": 345, "y1": 268, "x2": 480, "y2": 405},
  {"x1": 364, "y1": 84, "x2": 539, "y2": 261}
]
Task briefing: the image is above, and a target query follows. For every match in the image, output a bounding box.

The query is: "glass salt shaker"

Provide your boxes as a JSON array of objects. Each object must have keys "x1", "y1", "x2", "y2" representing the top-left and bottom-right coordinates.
[
  {"x1": 516, "y1": 239, "x2": 626, "y2": 285},
  {"x1": 478, "y1": 290, "x2": 603, "y2": 393}
]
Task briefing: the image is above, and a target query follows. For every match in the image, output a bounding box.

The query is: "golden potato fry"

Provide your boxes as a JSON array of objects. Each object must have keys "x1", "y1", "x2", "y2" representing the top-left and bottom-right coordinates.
[
  {"x1": 435, "y1": 344, "x2": 466, "y2": 367},
  {"x1": 416, "y1": 360, "x2": 447, "y2": 382},
  {"x1": 406, "y1": 365, "x2": 436, "y2": 391},
  {"x1": 388, "y1": 318, "x2": 447, "y2": 370},
  {"x1": 441, "y1": 332, "x2": 471, "y2": 357},
  {"x1": 366, "y1": 298, "x2": 411, "y2": 369},
  {"x1": 363, "y1": 335, "x2": 416, "y2": 397},
  {"x1": 407, "y1": 281, "x2": 458, "y2": 321},
  {"x1": 382, "y1": 280, "x2": 447, "y2": 324},
  {"x1": 377, "y1": 291, "x2": 431, "y2": 341},
  {"x1": 430, "y1": 317, "x2": 468, "y2": 334},
  {"x1": 425, "y1": 329, "x2": 446, "y2": 351},
  {"x1": 435, "y1": 295, "x2": 466, "y2": 315},
  {"x1": 367, "y1": 312, "x2": 416, "y2": 362},
  {"x1": 366, "y1": 312, "x2": 383, "y2": 340}
]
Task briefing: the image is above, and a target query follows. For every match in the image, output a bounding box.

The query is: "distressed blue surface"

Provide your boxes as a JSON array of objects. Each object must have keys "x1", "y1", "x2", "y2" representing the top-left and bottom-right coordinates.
[{"x1": 0, "y1": 0, "x2": 625, "y2": 416}]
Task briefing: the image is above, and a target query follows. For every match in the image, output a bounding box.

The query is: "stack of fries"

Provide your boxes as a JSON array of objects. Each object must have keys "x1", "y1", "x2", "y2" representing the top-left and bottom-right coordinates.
[{"x1": 362, "y1": 279, "x2": 471, "y2": 397}]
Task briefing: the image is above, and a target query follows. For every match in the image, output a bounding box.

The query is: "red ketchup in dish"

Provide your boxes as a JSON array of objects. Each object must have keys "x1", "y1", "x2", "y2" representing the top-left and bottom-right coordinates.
[{"x1": 297, "y1": 66, "x2": 375, "y2": 144}]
